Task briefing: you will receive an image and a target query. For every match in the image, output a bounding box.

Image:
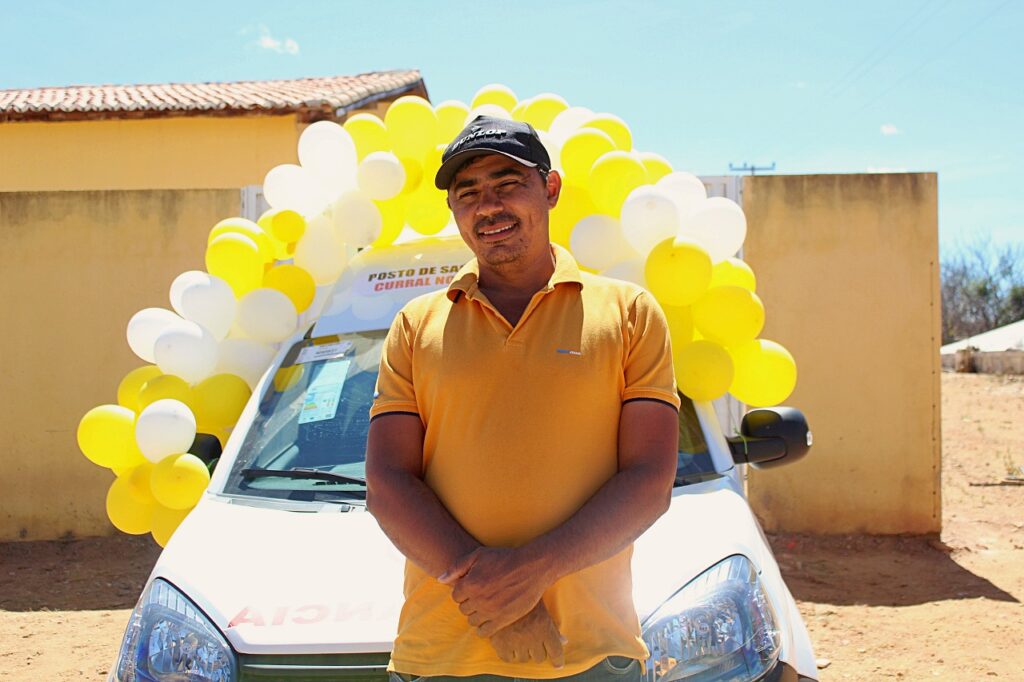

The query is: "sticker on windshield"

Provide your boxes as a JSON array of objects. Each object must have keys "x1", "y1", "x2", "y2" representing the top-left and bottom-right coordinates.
[
  {"x1": 298, "y1": 359, "x2": 351, "y2": 424},
  {"x1": 297, "y1": 340, "x2": 353, "y2": 365}
]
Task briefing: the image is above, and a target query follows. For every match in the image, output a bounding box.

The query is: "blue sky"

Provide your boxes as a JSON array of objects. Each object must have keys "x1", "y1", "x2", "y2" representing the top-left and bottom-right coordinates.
[{"x1": 4, "y1": 0, "x2": 1022, "y2": 257}]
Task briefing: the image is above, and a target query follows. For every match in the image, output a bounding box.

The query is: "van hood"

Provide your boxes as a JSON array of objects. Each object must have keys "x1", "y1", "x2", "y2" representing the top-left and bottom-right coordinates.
[
  {"x1": 152, "y1": 497, "x2": 406, "y2": 654},
  {"x1": 153, "y1": 477, "x2": 765, "y2": 654}
]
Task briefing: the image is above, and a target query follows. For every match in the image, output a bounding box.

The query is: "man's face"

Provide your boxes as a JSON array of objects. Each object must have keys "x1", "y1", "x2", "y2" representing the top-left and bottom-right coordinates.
[{"x1": 446, "y1": 154, "x2": 561, "y2": 270}]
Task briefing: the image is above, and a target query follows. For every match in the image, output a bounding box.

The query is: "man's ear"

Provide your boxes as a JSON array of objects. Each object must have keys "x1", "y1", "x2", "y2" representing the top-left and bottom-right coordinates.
[{"x1": 546, "y1": 170, "x2": 562, "y2": 209}]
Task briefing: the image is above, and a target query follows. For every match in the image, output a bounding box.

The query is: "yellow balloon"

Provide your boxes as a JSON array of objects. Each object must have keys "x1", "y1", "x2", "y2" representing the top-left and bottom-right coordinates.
[
  {"x1": 674, "y1": 340, "x2": 734, "y2": 402},
  {"x1": 663, "y1": 304, "x2": 694, "y2": 348},
  {"x1": 560, "y1": 128, "x2": 616, "y2": 184},
  {"x1": 645, "y1": 238, "x2": 713, "y2": 307},
  {"x1": 406, "y1": 184, "x2": 450, "y2": 235},
  {"x1": 435, "y1": 100, "x2": 470, "y2": 144},
  {"x1": 206, "y1": 232, "x2": 263, "y2": 297},
  {"x1": 209, "y1": 218, "x2": 274, "y2": 264},
  {"x1": 471, "y1": 83, "x2": 518, "y2": 112},
  {"x1": 638, "y1": 151, "x2": 673, "y2": 183},
  {"x1": 549, "y1": 182, "x2": 598, "y2": 248},
  {"x1": 106, "y1": 477, "x2": 155, "y2": 535},
  {"x1": 385, "y1": 96, "x2": 439, "y2": 161},
  {"x1": 257, "y1": 208, "x2": 306, "y2": 245},
  {"x1": 511, "y1": 99, "x2": 530, "y2": 122},
  {"x1": 344, "y1": 113, "x2": 389, "y2": 160},
  {"x1": 151, "y1": 504, "x2": 191, "y2": 547},
  {"x1": 77, "y1": 405, "x2": 146, "y2": 469},
  {"x1": 123, "y1": 461, "x2": 156, "y2": 502},
  {"x1": 729, "y1": 339, "x2": 797, "y2": 407},
  {"x1": 372, "y1": 196, "x2": 406, "y2": 248},
  {"x1": 710, "y1": 258, "x2": 757, "y2": 292},
  {"x1": 150, "y1": 453, "x2": 211, "y2": 510},
  {"x1": 588, "y1": 150, "x2": 648, "y2": 215},
  {"x1": 522, "y1": 93, "x2": 569, "y2": 131},
  {"x1": 138, "y1": 374, "x2": 193, "y2": 411},
  {"x1": 192, "y1": 374, "x2": 252, "y2": 431},
  {"x1": 400, "y1": 156, "x2": 424, "y2": 195},
  {"x1": 117, "y1": 365, "x2": 162, "y2": 412},
  {"x1": 263, "y1": 264, "x2": 316, "y2": 313},
  {"x1": 583, "y1": 113, "x2": 632, "y2": 151},
  {"x1": 692, "y1": 286, "x2": 765, "y2": 346},
  {"x1": 273, "y1": 364, "x2": 306, "y2": 392}
]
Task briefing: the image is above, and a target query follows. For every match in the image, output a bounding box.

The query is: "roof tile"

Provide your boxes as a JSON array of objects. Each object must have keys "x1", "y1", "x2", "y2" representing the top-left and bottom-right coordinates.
[{"x1": 0, "y1": 70, "x2": 424, "y2": 122}]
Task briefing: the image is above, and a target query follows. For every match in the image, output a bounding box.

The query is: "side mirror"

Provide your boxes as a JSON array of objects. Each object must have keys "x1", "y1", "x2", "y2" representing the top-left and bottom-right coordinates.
[{"x1": 727, "y1": 407, "x2": 812, "y2": 469}]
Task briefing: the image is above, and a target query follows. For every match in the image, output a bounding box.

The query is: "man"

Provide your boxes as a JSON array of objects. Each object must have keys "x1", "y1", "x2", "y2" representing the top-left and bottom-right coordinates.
[{"x1": 365, "y1": 116, "x2": 680, "y2": 680}]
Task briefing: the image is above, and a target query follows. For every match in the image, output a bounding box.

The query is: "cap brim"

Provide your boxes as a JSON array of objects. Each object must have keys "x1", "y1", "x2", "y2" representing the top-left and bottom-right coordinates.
[{"x1": 434, "y1": 149, "x2": 539, "y2": 190}]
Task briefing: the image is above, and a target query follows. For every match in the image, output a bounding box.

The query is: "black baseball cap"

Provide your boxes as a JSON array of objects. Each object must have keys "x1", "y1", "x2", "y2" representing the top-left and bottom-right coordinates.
[{"x1": 434, "y1": 115, "x2": 552, "y2": 190}]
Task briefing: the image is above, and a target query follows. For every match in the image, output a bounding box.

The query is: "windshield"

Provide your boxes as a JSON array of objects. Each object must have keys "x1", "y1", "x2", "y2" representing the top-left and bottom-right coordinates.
[
  {"x1": 675, "y1": 393, "x2": 720, "y2": 485},
  {"x1": 224, "y1": 332, "x2": 385, "y2": 503},
  {"x1": 223, "y1": 334, "x2": 720, "y2": 503}
]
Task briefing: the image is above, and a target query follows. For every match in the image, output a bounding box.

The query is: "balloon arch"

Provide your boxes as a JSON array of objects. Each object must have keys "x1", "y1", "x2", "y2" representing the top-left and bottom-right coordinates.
[{"x1": 77, "y1": 84, "x2": 797, "y2": 546}]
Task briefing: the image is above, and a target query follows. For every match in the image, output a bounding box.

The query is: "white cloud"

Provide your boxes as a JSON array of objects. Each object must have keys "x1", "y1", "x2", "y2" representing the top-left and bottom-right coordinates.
[
  {"x1": 253, "y1": 25, "x2": 299, "y2": 55},
  {"x1": 791, "y1": 81, "x2": 808, "y2": 89},
  {"x1": 880, "y1": 123, "x2": 900, "y2": 136},
  {"x1": 866, "y1": 166, "x2": 908, "y2": 173}
]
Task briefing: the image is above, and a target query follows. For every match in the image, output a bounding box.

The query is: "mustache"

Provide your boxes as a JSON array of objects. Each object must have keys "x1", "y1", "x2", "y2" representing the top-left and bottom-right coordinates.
[{"x1": 475, "y1": 213, "x2": 518, "y2": 232}]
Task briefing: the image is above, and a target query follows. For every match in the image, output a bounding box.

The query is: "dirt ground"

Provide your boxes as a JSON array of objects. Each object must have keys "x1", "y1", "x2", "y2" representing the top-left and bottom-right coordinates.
[{"x1": 1, "y1": 372, "x2": 1022, "y2": 680}]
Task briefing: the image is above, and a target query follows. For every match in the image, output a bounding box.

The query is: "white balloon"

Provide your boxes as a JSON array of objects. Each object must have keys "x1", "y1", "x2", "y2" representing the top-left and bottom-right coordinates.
[
  {"x1": 153, "y1": 321, "x2": 219, "y2": 384},
  {"x1": 298, "y1": 121, "x2": 358, "y2": 198},
  {"x1": 300, "y1": 284, "x2": 334, "y2": 327},
  {"x1": 127, "y1": 308, "x2": 187, "y2": 363},
  {"x1": 680, "y1": 197, "x2": 748, "y2": 263},
  {"x1": 331, "y1": 191, "x2": 383, "y2": 247},
  {"x1": 601, "y1": 258, "x2": 647, "y2": 288},
  {"x1": 538, "y1": 131, "x2": 564, "y2": 173},
  {"x1": 548, "y1": 106, "x2": 595, "y2": 141},
  {"x1": 357, "y1": 152, "x2": 406, "y2": 200},
  {"x1": 236, "y1": 288, "x2": 299, "y2": 344},
  {"x1": 169, "y1": 271, "x2": 236, "y2": 341},
  {"x1": 570, "y1": 215, "x2": 636, "y2": 271},
  {"x1": 351, "y1": 293, "x2": 395, "y2": 322},
  {"x1": 295, "y1": 216, "x2": 349, "y2": 285},
  {"x1": 263, "y1": 163, "x2": 332, "y2": 217},
  {"x1": 135, "y1": 399, "x2": 196, "y2": 463},
  {"x1": 620, "y1": 186, "x2": 681, "y2": 256},
  {"x1": 656, "y1": 172, "x2": 707, "y2": 218},
  {"x1": 216, "y1": 338, "x2": 276, "y2": 390}
]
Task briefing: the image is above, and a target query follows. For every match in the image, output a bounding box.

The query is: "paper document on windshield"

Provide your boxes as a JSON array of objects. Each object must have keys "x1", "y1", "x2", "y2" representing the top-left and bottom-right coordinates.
[
  {"x1": 298, "y1": 359, "x2": 351, "y2": 424},
  {"x1": 296, "y1": 340, "x2": 353, "y2": 364}
]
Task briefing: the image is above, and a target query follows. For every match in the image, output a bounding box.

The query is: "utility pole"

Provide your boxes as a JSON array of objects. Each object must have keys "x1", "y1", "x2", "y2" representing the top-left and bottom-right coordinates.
[{"x1": 729, "y1": 162, "x2": 776, "y2": 175}]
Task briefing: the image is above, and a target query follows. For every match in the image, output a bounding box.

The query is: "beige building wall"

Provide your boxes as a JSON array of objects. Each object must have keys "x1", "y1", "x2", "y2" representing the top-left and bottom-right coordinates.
[
  {"x1": 0, "y1": 190, "x2": 239, "y2": 540},
  {"x1": 743, "y1": 173, "x2": 942, "y2": 534},
  {"x1": 0, "y1": 115, "x2": 301, "y2": 192}
]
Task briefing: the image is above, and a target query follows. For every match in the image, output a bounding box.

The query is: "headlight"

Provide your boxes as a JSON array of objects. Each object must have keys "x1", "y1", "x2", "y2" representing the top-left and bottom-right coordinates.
[
  {"x1": 642, "y1": 555, "x2": 781, "y2": 681},
  {"x1": 113, "y1": 578, "x2": 236, "y2": 682}
]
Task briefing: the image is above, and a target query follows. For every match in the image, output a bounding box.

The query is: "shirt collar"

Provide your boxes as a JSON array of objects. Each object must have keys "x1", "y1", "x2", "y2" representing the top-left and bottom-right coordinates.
[{"x1": 446, "y1": 243, "x2": 584, "y2": 302}]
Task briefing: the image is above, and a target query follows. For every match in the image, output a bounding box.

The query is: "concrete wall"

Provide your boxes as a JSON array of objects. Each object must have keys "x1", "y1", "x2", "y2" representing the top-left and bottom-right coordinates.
[
  {"x1": 0, "y1": 115, "x2": 301, "y2": 192},
  {"x1": 743, "y1": 173, "x2": 942, "y2": 534},
  {"x1": 941, "y1": 351, "x2": 1024, "y2": 374},
  {"x1": 0, "y1": 190, "x2": 239, "y2": 540}
]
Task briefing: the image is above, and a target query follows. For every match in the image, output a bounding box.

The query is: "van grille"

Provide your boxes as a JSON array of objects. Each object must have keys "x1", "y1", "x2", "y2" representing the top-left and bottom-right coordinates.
[{"x1": 237, "y1": 652, "x2": 390, "y2": 681}]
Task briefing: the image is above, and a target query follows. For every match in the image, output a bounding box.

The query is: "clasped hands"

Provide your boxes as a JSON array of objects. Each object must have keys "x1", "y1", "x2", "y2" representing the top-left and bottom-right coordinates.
[{"x1": 439, "y1": 546, "x2": 565, "y2": 667}]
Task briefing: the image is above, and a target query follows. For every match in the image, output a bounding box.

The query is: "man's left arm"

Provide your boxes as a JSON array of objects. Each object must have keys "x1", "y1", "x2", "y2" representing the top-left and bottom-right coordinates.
[{"x1": 442, "y1": 398, "x2": 679, "y2": 637}]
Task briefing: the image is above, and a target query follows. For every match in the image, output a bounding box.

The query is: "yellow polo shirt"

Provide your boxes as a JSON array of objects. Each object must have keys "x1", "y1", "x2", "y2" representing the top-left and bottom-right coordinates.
[{"x1": 371, "y1": 244, "x2": 680, "y2": 678}]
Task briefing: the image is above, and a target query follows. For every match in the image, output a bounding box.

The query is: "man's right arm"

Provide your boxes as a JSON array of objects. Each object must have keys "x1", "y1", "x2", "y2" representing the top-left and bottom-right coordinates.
[{"x1": 365, "y1": 413, "x2": 479, "y2": 578}]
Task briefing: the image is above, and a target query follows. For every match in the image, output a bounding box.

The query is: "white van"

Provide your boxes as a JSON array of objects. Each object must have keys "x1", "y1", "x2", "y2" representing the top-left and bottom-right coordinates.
[{"x1": 109, "y1": 236, "x2": 819, "y2": 682}]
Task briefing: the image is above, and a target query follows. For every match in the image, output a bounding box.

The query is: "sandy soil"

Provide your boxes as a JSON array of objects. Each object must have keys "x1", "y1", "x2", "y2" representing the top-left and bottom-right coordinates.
[{"x1": 1, "y1": 372, "x2": 1022, "y2": 680}]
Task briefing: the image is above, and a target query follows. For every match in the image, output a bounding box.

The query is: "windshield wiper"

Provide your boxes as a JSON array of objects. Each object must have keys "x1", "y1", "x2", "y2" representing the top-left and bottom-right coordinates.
[{"x1": 240, "y1": 467, "x2": 367, "y2": 486}]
